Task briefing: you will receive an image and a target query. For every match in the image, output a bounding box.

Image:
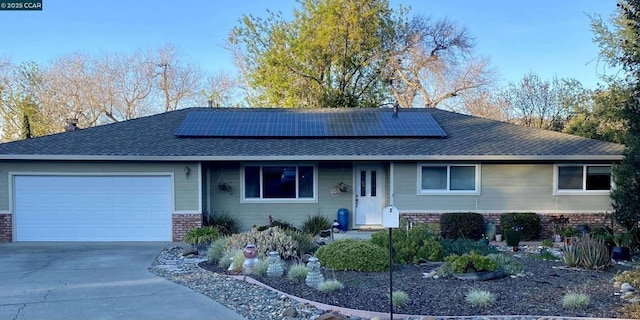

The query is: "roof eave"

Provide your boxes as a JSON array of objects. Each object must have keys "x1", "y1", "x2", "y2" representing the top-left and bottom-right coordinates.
[{"x1": 0, "y1": 154, "x2": 624, "y2": 162}]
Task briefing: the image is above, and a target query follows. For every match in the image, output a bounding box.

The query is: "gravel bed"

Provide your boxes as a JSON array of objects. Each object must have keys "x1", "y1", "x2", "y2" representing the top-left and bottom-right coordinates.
[{"x1": 151, "y1": 244, "x2": 636, "y2": 320}]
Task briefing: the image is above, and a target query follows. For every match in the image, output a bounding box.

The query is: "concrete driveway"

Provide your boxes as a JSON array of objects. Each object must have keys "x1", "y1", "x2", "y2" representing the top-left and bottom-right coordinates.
[{"x1": 0, "y1": 242, "x2": 247, "y2": 320}]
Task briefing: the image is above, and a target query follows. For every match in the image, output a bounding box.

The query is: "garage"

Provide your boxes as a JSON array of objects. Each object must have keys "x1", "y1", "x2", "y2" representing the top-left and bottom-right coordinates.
[{"x1": 14, "y1": 175, "x2": 173, "y2": 241}]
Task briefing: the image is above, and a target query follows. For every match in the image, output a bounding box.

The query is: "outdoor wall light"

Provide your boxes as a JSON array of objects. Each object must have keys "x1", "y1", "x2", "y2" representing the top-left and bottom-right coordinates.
[{"x1": 184, "y1": 166, "x2": 191, "y2": 178}]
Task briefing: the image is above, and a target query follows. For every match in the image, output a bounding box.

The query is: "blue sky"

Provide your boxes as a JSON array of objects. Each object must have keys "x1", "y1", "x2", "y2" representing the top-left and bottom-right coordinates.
[{"x1": 0, "y1": 0, "x2": 616, "y2": 89}]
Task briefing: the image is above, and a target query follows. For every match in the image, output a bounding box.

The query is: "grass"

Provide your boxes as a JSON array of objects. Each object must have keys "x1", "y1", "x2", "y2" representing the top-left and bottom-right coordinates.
[
  {"x1": 390, "y1": 290, "x2": 410, "y2": 308},
  {"x1": 318, "y1": 280, "x2": 344, "y2": 293},
  {"x1": 465, "y1": 289, "x2": 496, "y2": 308},
  {"x1": 562, "y1": 292, "x2": 590, "y2": 309},
  {"x1": 286, "y1": 263, "x2": 308, "y2": 281}
]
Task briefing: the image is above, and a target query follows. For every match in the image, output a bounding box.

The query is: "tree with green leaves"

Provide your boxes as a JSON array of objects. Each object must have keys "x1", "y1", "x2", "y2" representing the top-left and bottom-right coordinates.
[
  {"x1": 229, "y1": 0, "x2": 492, "y2": 109},
  {"x1": 231, "y1": 0, "x2": 402, "y2": 108},
  {"x1": 592, "y1": 0, "x2": 640, "y2": 230}
]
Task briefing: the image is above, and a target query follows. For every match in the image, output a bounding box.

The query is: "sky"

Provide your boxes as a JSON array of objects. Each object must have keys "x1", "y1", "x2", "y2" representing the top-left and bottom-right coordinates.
[{"x1": 0, "y1": 0, "x2": 618, "y2": 90}]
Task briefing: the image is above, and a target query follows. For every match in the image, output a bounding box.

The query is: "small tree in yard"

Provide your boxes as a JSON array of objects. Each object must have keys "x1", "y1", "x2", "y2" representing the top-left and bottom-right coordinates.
[{"x1": 593, "y1": 0, "x2": 640, "y2": 232}]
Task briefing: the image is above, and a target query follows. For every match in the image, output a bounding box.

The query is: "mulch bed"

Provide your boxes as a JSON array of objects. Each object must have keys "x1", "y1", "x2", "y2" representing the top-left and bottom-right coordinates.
[{"x1": 200, "y1": 254, "x2": 637, "y2": 318}]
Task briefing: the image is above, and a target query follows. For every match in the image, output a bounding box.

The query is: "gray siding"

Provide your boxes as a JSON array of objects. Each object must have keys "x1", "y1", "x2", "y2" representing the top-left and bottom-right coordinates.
[
  {"x1": 0, "y1": 161, "x2": 200, "y2": 212},
  {"x1": 393, "y1": 163, "x2": 612, "y2": 212},
  {"x1": 207, "y1": 162, "x2": 353, "y2": 231}
]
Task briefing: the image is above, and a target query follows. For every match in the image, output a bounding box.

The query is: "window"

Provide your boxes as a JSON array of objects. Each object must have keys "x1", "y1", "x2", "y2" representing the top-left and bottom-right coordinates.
[
  {"x1": 555, "y1": 165, "x2": 612, "y2": 193},
  {"x1": 419, "y1": 164, "x2": 479, "y2": 194},
  {"x1": 243, "y1": 165, "x2": 315, "y2": 201}
]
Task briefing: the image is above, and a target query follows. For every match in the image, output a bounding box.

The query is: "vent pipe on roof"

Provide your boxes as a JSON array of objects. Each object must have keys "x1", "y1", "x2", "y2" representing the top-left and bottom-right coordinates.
[
  {"x1": 208, "y1": 99, "x2": 213, "y2": 108},
  {"x1": 64, "y1": 118, "x2": 79, "y2": 132},
  {"x1": 392, "y1": 102, "x2": 399, "y2": 118}
]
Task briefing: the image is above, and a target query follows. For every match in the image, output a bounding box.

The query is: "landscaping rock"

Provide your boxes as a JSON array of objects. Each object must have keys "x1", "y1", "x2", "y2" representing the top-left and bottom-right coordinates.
[
  {"x1": 316, "y1": 312, "x2": 343, "y2": 320},
  {"x1": 181, "y1": 246, "x2": 198, "y2": 256},
  {"x1": 621, "y1": 282, "x2": 635, "y2": 292},
  {"x1": 281, "y1": 306, "x2": 297, "y2": 317}
]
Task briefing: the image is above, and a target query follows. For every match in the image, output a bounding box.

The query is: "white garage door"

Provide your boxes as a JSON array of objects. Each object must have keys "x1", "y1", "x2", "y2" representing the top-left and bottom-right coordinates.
[{"x1": 14, "y1": 175, "x2": 173, "y2": 241}]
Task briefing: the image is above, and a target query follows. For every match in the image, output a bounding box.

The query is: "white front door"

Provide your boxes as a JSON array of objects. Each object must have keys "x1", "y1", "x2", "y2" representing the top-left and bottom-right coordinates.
[{"x1": 354, "y1": 165, "x2": 384, "y2": 227}]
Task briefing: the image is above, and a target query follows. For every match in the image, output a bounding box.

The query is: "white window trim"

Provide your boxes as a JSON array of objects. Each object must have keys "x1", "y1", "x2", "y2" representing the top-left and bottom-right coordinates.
[
  {"x1": 417, "y1": 164, "x2": 481, "y2": 195},
  {"x1": 553, "y1": 164, "x2": 612, "y2": 195},
  {"x1": 240, "y1": 163, "x2": 318, "y2": 203}
]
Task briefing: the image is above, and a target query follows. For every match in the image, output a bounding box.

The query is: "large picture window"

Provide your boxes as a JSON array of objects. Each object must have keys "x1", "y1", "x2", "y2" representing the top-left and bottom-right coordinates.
[
  {"x1": 419, "y1": 164, "x2": 479, "y2": 194},
  {"x1": 243, "y1": 165, "x2": 315, "y2": 201},
  {"x1": 556, "y1": 165, "x2": 612, "y2": 193}
]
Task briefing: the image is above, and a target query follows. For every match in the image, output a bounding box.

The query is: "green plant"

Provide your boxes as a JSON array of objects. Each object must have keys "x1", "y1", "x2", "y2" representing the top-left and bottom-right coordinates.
[
  {"x1": 207, "y1": 236, "x2": 229, "y2": 263},
  {"x1": 225, "y1": 227, "x2": 300, "y2": 259},
  {"x1": 390, "y1": 290, "x2": 410, "y2": 308},
  {"x1": 440, "y1": 212, "x2": 485, "y2": 240},
  {"x1": 286, "y1": 263, "x2": 308, "y2": 281},
  {"x1": 183, "y1": 226, "x2": 220, "y2": 245},
  {"x1": 534, "y1": 248, "x2": 559, "y2": 261},
  {"x1": 541, "y1": 239, "x2": 554, "y2": 248},
  {"x1": 465, "y1": 289, "x2": 495, "y2": 308},
  {"x1": 441, "y1": 238, "x2": 498, "y2": 257},
  {"x1": 301, "y1": 214, "x2": 331, "y2": 236},
  {"x1": 205, "y1": 211, "x2": 239, "y2": 235},
  {"x1": 562, "y1": 292, "x2": 590, "y2": 309},
  {"x1": 486, "y1": 253, "x2": 523, "y2": 275},
  {"x1": 614, "y1": 267, "x2": 640, "y2": 288},
  {"x1": 559, "y1": 226, "x2": 579, "y2": 238},
  {"x1": 562, "y1": 233, "x2": 611, "y2": 270},
  {"x1": 444, "y1": 251, "x2": 498, "y2": 274},
  {"x1": 621, "y1": 301, "x2": 640, "y2": 319},
  {"x1": 316, "y1": 239, "x2": 389, "y2": 271},
  {"x1": 218, "y1": 248, "x2": 243, "y2": 270},
  {"x1": 285, "y1": 229, "x2": 318, "y2": 254},
  {"x1": 318, "y1": 280, "x2": 344, "y2": 293},
  {"x1": 253, "y1": 256, "x2": 271, "y2": 276},
  {"x1": 499, "y1": 212, "x2": 541, "y2": 241},
  {"x1": 371, "y1": 223, "x2": 444, "y2": 263}
]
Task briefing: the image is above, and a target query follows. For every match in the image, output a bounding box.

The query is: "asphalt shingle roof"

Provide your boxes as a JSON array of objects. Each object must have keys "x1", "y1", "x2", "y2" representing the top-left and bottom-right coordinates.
[{"x1": 0, "y1": 107, "x2": 625, "y2": 161}]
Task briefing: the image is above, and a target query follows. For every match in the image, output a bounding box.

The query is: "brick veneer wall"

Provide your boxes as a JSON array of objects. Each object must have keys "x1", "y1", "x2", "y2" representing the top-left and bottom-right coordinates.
[
  {"x1": 172, "y1": 214, "x2": 202, "y2": 242},
  {"x1": 0, "y1": 214, "x2": 11, "y2": 242},
  {"x1": 400, "y1": 212, "x2": 607, "y2": 240}
]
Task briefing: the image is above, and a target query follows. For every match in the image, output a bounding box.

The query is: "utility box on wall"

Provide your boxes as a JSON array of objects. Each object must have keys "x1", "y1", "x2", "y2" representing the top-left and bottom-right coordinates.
[{"x1": 382, "y1": 206, "x2": 399, "y2": 228}]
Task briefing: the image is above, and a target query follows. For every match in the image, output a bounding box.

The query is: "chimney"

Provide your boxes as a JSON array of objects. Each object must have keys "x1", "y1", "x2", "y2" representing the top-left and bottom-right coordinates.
[{"x1": 64, "y1": 118, "x2": 79, "y2": 132}]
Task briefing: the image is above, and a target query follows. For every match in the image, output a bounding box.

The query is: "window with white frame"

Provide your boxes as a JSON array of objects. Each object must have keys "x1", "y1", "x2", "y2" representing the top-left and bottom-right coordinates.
[
  {"x1": 243, "y1": 165, "x2": 315, "y2": 200},
  {"x1": 419, "y1": 164, "x2": 479, "y2": 193},
  {"x1": 555, "y1": 165, "x2": 612, "y2": 193}
]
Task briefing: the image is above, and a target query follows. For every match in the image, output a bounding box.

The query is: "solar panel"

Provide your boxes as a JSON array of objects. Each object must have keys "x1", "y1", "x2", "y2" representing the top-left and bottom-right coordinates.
[{"x1": 174, "y1": 109, "x2": 447, "y2": 138}]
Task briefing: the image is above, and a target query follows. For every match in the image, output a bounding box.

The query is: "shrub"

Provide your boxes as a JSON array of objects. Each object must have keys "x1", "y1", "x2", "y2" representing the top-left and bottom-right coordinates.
[
  {"x1": 316, "y1": 239, "x2": 389, "y2": 271},
  {"x1": 614, "y1": 267, "x2": 640, "y2": 288},
  {"x1": 440, "y1": 212, "x2": 485, "y2": 240},
  {"x1": 301, "y1": 214, "x2": 331, "y2": 235},
  {"x1": 499, "y1": 212, "x2": 541, "y2": 241},
  {"x1": 390, "y1": 291, "x2": 410, "y2": 308},
  {"x1": 444, "y1": 251, "x2": 498, "y2": 274},
  {"x1": 205, "y1": 211, "x2": 239, "y2": 236},
  {"x1": 258, "y1": 218, "x2": 300, "y2": 232},
  {"x1": 253, "y1": 257, "x2": 271, "y2": 276},
  {"x1": 285, "y1": 229, "x2": 318, "y2": 255},
  {"x1": 371, "y1": 223, "x2": 443, "y2": 263},
  {"x1": 225, "y1": 227, "x2": 300, "y2": 259},
  {"x1": 286, "y1": 263, "x2": 308, "y2": 281},
  {"x1": 465, "y1": 289, "x2": 495, "y2": 308},
  {"x1": 622, "y1": 301, "x2": 640, "y2": 319},
  {"x1": 562, "y1": 233, "x2": 611, "y2": 270},
  {"x1": 562, "y1": 292, "x2": 590, "y2": 309},
  {"x1": 541, "y1": 239, "x2": 554, "y2": 248},
  {"x1": 207, "y1": 236, "x2": 229, "y2": 263},
  {"x1": 534, "y1": 248, "x2": 559, "y2": 261},
  {"x1": 219, "y1": 248, "x2": 243, "y2": 270},
  {"x1": 441, "y1": 238, "x2": 498, "y2": 257},
  {"x1": 486, "y1": 253, "x2": 523, "y2": 275},
  {"x1": 183, "y1": 226, "x2": 220, "y2": 245},
  {"x1": 318, "y1": 280, "x2": 344, "y2": 293}
]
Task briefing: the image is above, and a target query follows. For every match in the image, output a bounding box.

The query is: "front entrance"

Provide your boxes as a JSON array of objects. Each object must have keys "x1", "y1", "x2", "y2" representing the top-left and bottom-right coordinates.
[{"x1": 354, "y1": 165, "x2": 384, "y2": 227}]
